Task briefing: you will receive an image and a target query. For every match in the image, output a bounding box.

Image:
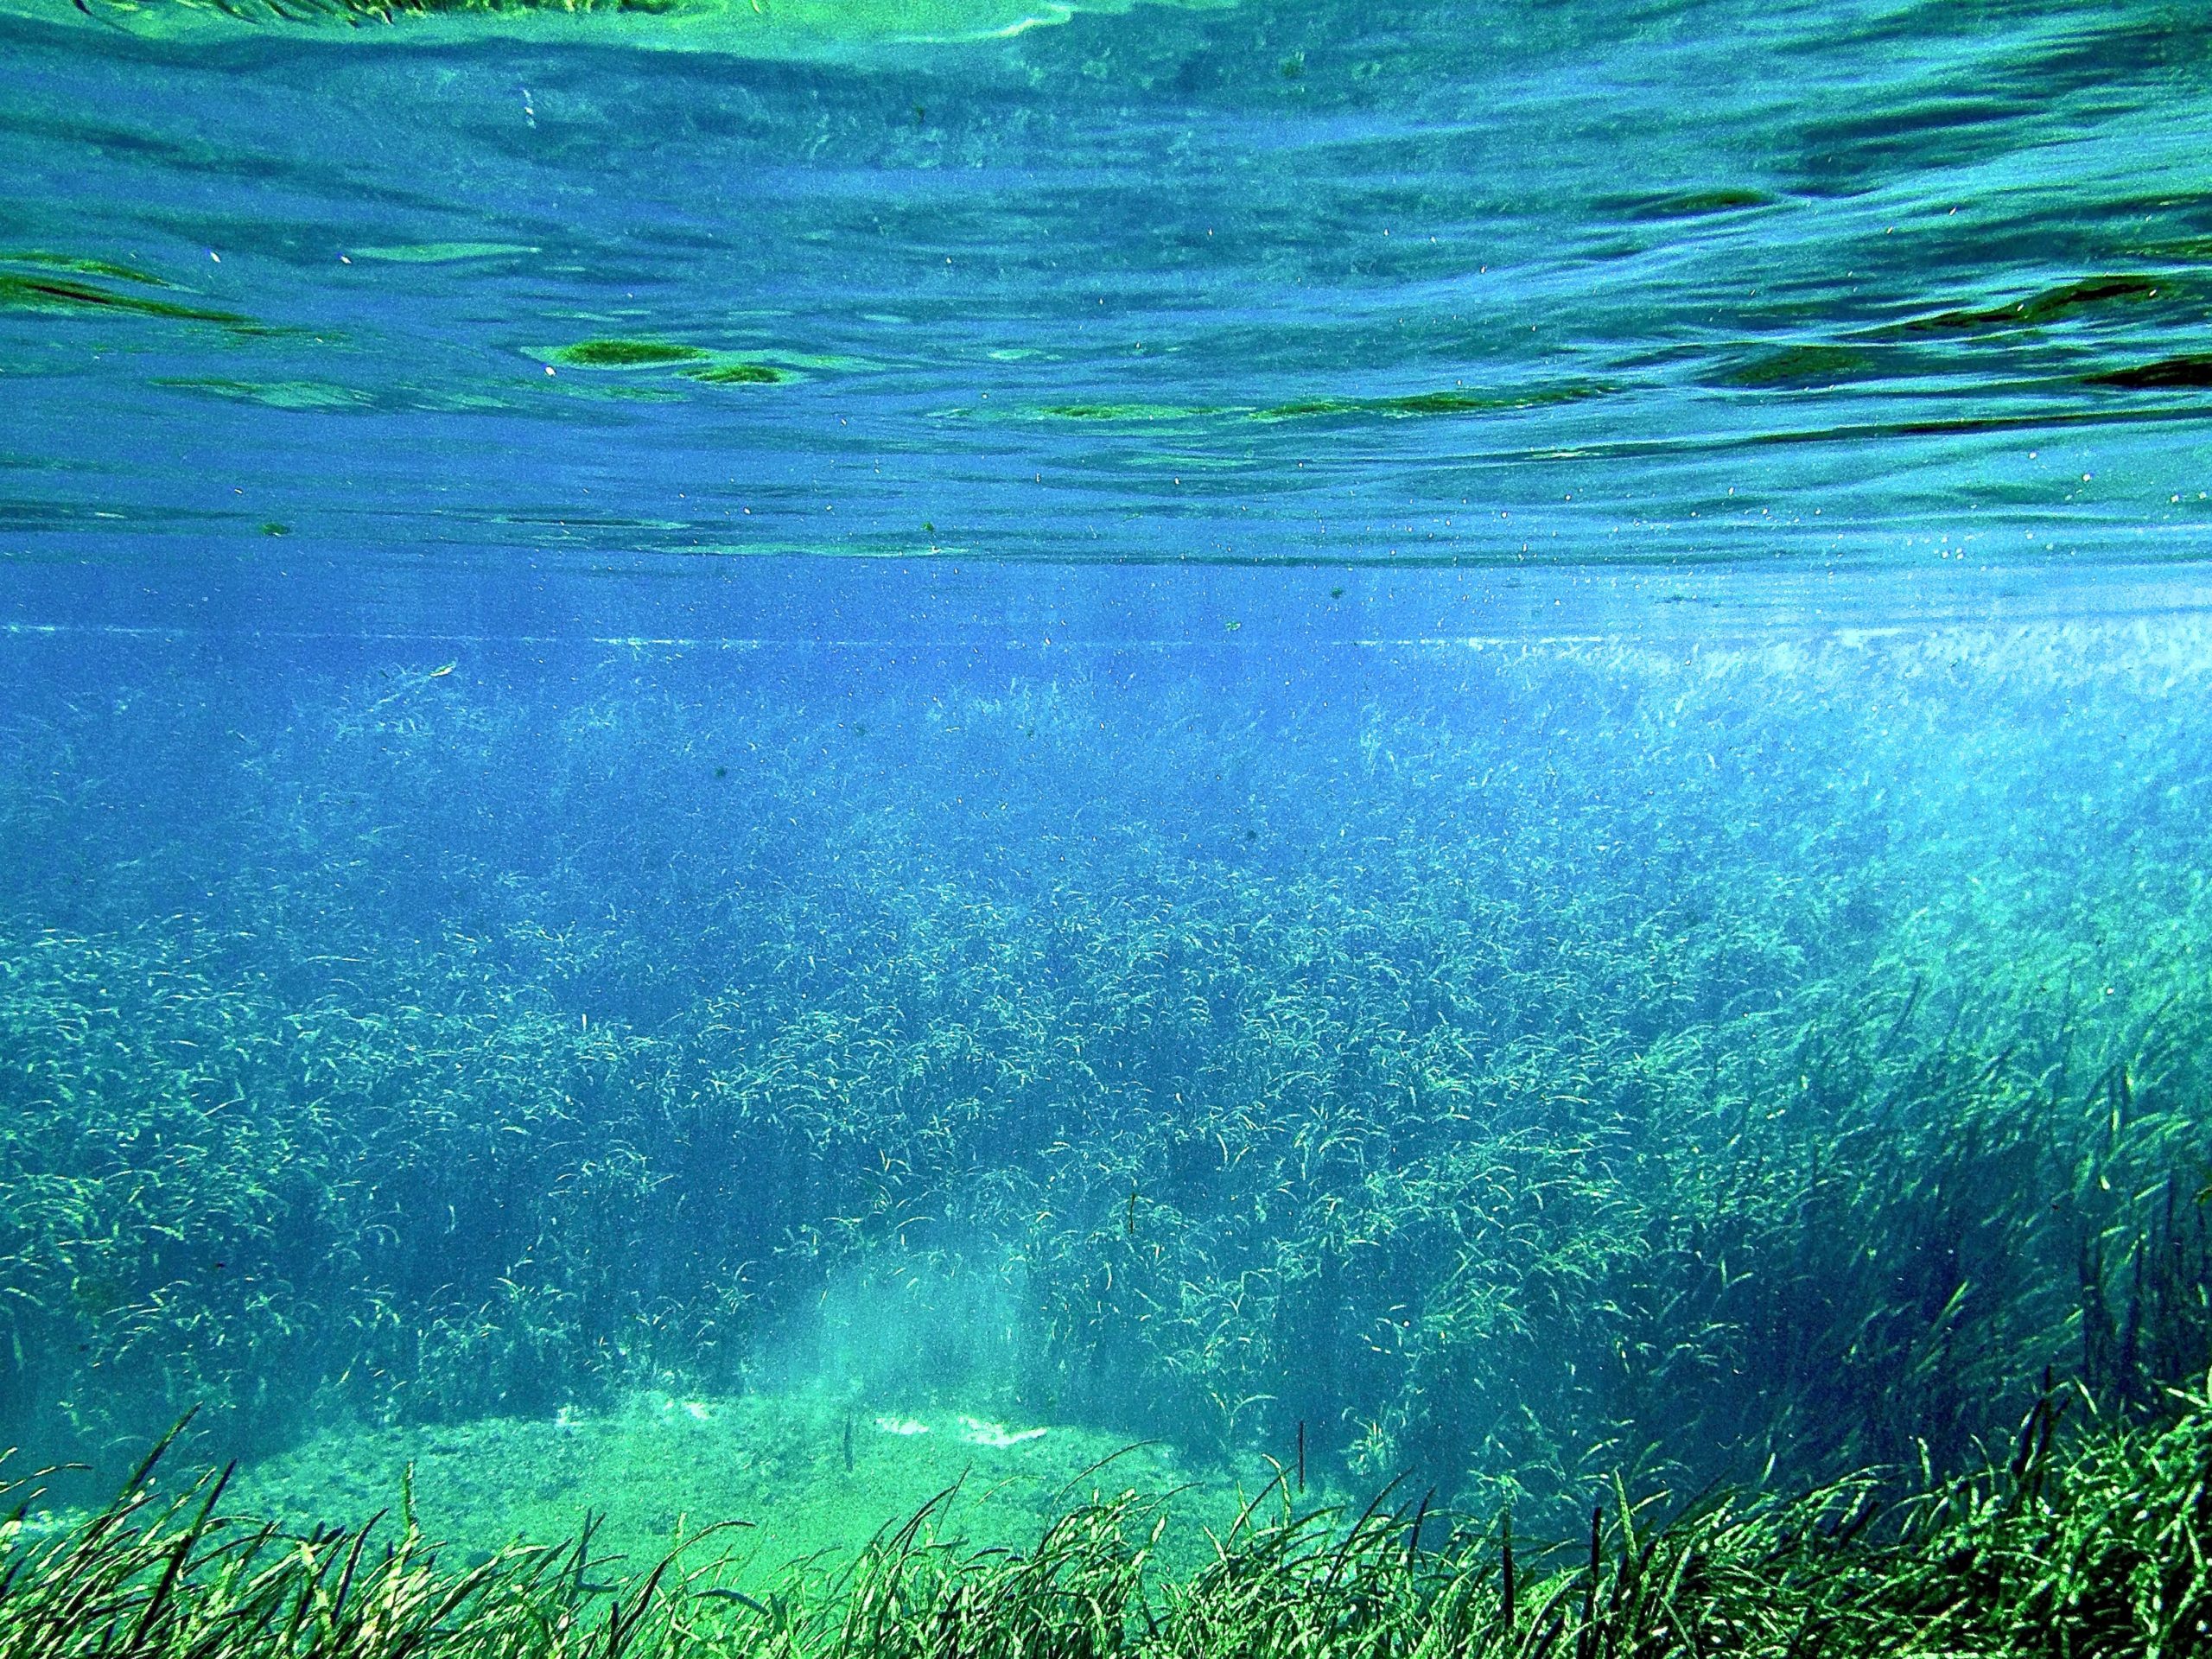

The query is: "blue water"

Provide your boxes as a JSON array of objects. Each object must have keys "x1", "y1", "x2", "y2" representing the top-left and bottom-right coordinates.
[{"x1": 3, "y1": 0, "x2": 2209, "y2": 584}]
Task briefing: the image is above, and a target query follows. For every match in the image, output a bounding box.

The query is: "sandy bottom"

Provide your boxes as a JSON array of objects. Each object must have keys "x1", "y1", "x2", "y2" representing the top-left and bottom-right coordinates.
[{"x1": 219, "y1": 1388, "x2": 1299, "y2": 1589}]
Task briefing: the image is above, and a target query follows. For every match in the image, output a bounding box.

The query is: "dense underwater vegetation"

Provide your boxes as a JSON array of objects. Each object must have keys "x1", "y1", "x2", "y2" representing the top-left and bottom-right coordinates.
[
  {"x1": 4, "y1": 0, "x2": 2212, "y2": 1650},
  {"x1": 4, "y1": 613, "x2": 2212, "y2": 1654}
]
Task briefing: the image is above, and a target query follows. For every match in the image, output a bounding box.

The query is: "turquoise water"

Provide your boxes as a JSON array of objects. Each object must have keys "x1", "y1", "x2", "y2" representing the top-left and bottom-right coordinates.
[
  {"x1": 3, "y1": 0, "x2": 2212, "y2": 1570},
  {"x1": 2, "y1": 0, "x2": 2208, "y2": 570}
]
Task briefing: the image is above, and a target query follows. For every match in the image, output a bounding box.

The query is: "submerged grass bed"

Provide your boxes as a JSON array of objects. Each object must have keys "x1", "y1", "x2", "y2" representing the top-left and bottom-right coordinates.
[
  {"x1": 3, "y1": 625, "x2": 2211, "y2": 1543},
  {"x1": 5, "y1": 1386, "x2": 2210, "y2": 1657}
]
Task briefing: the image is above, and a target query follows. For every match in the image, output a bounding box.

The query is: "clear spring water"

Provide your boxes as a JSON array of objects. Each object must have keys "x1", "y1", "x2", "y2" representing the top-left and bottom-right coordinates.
[
  {"x1": 3, "y1": 0, "x2": 2211, "y2": 1567},
  {"x1": 4, "y1": 0, "x2": 2209, "y2": 574}
]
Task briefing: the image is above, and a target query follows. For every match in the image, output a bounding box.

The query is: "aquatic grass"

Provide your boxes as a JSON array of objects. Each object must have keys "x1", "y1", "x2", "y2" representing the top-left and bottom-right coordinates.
[
  {"x1": 9, "y1": 1389, "x2": 2212, "y2": 1657},
  {"x1": 0, "y1": 1433, "x2": 674, "y2": 1658},
  {"x1": 3, "y1": 627, "x2": 2211, "y2": 1535}
]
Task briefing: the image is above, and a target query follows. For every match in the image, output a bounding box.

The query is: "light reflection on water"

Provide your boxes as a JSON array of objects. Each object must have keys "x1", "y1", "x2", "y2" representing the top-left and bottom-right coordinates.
[{"x1": 0, "y1": 0, "x2": 2208, "y2": 588}]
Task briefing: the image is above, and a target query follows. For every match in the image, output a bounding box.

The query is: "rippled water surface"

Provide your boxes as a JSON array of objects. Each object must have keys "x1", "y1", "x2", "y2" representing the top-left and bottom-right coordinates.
[{"x1": 3, "y1": 0, "x2": 2209, "y2": 590}]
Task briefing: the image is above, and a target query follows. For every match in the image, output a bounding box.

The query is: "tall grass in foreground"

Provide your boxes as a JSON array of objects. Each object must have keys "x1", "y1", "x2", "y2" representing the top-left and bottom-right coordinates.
[{"x1": 9, "y1": 1388, "x2": 2210, "y2": 1658}]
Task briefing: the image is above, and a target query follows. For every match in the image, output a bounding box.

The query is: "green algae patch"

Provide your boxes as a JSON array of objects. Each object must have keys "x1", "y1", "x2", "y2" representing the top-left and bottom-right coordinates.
[
  {"x1": 2085, "y1": 353, "x2": 2212, "y2": 390},
  {"x1": 684, "y1": 360, "x2": 792, "y2": 385},
  {"x1": 1718, "y1": 343, "x2": 1877, "y2": 388},
  {"x1": 1899, "y1": 275, "x2": 2166, "y2": 334},
  {"x1": 1611, "y1": 186, "x2": 1780, "y2": 220},
  {"x1": 0, "y1": 270, "x2": 248, "y2": 326},
  {"x1": 353, "y1": 241, "x2": 541, "y2": 264},
  {"x1": 16, "y1": 0, "x2": 1239, "y2": 55},
  {"x1": 553, "y1": 338, "x2": 711, "y2": 369},
  {"x1": 536, "y1": 338, "x2": 834, "y2": 387},
  {"x1": 1253, "y1": 383, "x2": 1612, "y2": 421},
  {"x1": 1, "y1": 251, "x2": 173, "y2": 287}
]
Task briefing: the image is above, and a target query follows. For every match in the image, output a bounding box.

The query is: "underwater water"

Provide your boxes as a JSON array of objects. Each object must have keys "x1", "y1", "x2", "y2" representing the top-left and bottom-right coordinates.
[{"x1": 4, "y1": 0, "x2": 2212, "y2": 1651}]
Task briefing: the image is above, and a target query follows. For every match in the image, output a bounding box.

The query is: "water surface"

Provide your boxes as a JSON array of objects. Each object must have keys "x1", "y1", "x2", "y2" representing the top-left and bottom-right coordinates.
[{"x1": 3, "y1": 0, "x2": 2208, "y2": 574}]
